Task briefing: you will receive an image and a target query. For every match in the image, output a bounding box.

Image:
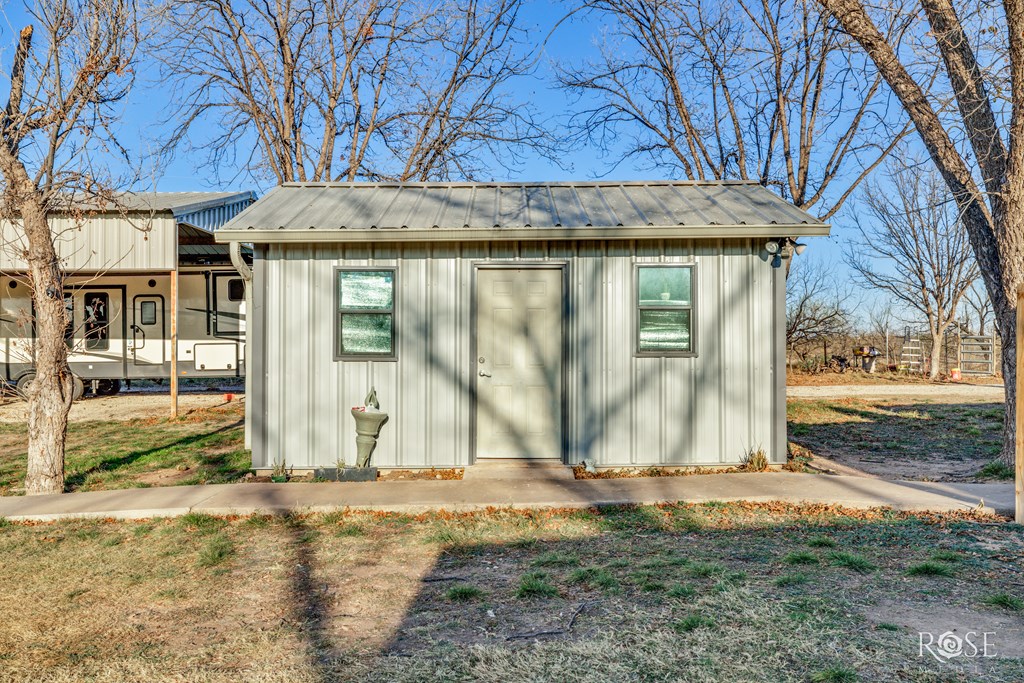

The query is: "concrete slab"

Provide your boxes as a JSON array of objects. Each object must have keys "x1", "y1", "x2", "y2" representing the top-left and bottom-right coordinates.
[
  {"x1": 0, "y1": 473, "x2": 1013, "y2": 522},
  {"x1": 462, "y1": 459, "x2": 575, "y2": 482}
]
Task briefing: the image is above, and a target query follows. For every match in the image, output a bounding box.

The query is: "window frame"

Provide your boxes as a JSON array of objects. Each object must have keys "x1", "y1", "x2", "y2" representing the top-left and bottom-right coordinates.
[
  {"x1": 226, "y1": 278, "x2": 245, "y2": 302},
  {"x1": 333, "y1": 266, "x2": 398, "y2": 361},
  {"x1": 633, "y1": 263, "x2": 697, "y2": 358}
]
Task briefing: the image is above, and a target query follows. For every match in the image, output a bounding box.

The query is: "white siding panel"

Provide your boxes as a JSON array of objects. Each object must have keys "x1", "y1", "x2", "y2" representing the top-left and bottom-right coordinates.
[
  {"x1": 1, "y1": 214, "x2": 178, "y2": 272},
  {"x1": 255, "y1": 239, "x2": 775, "y2": 469}
]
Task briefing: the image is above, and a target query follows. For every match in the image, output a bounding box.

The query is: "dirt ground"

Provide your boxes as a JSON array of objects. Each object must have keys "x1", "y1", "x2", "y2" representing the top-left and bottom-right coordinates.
[
  {"x1": 787, "y1": 370, "x2": 1004, "y2": 387},
  {"x1": 788, "y1": 393, "x2": 1007, "y2": 482},
  {"x1": 0, "y1": 391, "x2": 243, "y2": 424}
]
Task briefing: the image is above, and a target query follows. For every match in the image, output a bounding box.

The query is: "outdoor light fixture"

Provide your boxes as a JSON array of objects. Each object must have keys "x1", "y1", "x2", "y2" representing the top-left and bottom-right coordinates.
[
  {"x1": 766, "y1": 237, "x2": 807, "y2": 267},
  {"x1": 793, "y1": 241, "x2": 807, "y2": 255},
  {"x1": 764, "y1": 240, "x2": 780, "y2": 254}
]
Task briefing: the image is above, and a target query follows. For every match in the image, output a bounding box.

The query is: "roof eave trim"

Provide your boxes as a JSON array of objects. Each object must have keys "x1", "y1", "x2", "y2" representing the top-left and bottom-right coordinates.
[{"x1": 214, "y1": 224, "x2": 831, "y2": 243}]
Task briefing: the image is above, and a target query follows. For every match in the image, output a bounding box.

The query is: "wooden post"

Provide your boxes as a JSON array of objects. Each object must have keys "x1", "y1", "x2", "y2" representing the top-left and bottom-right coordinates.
[
  {"x1": 170, "y1": 269, "x2": 179, "y2": 419},
  {"x1": 1016, "y1": 284, "x2": 1023, "y2": 524}
]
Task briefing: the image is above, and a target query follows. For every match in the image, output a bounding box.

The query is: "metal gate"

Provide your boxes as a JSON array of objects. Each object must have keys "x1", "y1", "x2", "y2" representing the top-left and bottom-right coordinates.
[{"x1": 959, "y1": 334, "x2": 996, "y2": 376}]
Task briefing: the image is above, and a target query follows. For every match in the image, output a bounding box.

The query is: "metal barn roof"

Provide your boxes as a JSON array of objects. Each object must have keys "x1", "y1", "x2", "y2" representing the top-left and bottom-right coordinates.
[
  {"x1": 215, "y1": 181, "x2": 829, "y2": 244},
  {"x1": 70, "y1": 191, "x2": 254, "y2": 215}
]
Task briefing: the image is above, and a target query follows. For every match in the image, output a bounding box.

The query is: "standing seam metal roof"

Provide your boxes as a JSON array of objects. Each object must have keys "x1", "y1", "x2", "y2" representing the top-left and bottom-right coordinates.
[{"x1": 219, "y1": 181, "x2": 825, "y2": 234}]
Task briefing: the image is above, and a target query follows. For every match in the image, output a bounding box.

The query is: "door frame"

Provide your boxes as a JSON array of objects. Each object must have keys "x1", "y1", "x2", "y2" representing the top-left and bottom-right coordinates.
[
  {"x1": 469, "y1": 261, "x2": 569, "y2": 465},
  {"x1": 130, "y1": 294, "x2": 166, "y2": 366}
]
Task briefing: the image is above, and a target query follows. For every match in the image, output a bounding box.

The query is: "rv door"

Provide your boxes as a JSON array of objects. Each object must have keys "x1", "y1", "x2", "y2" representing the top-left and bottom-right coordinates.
[
  {"x1": 65, "y1": 288, "x2": 126, "y2": 378},
  {"x1": 212, "y1": 274, "x2": 245, "y2": 337},
  {"x1": 130, "y1": 295, "x2": 165, "y2": 366}
]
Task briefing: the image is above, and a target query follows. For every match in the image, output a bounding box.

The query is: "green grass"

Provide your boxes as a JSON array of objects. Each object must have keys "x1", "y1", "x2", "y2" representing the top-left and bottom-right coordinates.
[
  {"x1": 180, "y1": 512, "x2": 226, "y2": 534},
  {"x1": 672, "y1": 612, "x2": 714, "y2": 632},
  {"x1": 531, "y1": 551, "x2": 580, "y2": 568},
  {"x1": 976, "y1": 459, "x2": 1014, "y2": 480},
  {"x1": 667, "y1": 583, "x2": 696, "y2": 598},
  {"x1": 981, "y1": 593, "x2": 1024, "y2": 611},
  {"x1": 197, "y1": 534, "x2": 234, "y2": 568},
  {"x1": 0, "y1": 403, "x2": 248, "y2": 495},
  {"x1": 568, "y1": 567, "x2": 619, "y2": 591},
  {"x1": 807, "y1": 536, "x2": 836, "y2": 548},
  {"x1": 929, "y1": 549, "x2": 961, "y2": 563},
  {"x1": 828, "y1": 552, "x2": 876, "y2": 573},
  {"x1": 810, "y1": 666, "x2": 857, "y2": 683},
  {"x1": 775, "y1": 573, "x2": 809, "y2": 588},
  {"x1": 517, "y1": 572, "x2": 559, "y2": 599},
  {"x1": 446, "y1": 585, "x2": 484, "y2": 602},
  {"x1": 783, "y1": 550, "x2": 819, "y2": 565},
  {"x1": 686, "y1": 561, "x2": 725, "y2": 578},
  {"x1": 906, "y1": 561, "x2": 955, "y2": 578}
]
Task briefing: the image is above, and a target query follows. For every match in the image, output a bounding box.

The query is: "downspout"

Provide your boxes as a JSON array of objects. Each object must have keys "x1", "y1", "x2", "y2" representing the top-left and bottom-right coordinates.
[{"x1": 229, "y1": 241, "x2": 253, "y2": 450}]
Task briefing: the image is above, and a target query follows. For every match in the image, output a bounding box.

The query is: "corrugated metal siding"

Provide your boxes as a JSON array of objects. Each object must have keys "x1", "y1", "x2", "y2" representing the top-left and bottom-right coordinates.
[
  {"x1": 0, "y1": 214, "x2": 178, "y2": 272},
  {"x1": 177, "y1": 198, "x2": 254, "y2": 232},
  {"x1": 254, "y1": 240, "x2": 776, "y2": 469}
]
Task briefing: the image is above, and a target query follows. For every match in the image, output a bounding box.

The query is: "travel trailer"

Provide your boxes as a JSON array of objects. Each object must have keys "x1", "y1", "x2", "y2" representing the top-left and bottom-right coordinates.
[{"x1": 0, "y1": 192, "x2": 253, "y2": 398}]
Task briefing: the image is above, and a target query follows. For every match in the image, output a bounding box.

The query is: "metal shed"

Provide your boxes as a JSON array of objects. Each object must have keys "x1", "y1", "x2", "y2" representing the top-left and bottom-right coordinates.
[{"x1": 216, "y1": 181, "x2": 828, "y2": 471}]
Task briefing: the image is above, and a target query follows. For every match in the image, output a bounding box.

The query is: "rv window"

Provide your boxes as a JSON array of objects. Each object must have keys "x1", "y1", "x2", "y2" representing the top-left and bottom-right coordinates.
[
  {"x1": 63, "y1": 294, "x2": 74, "y2": 347},
  {"x1": 140, "y1": 300, "x2": 157, "y2": 326},
  {"x1": 335, "y1": 269, "x2": 396, "y2": 359},
  {"x1": 635, "y1": 265, "x2": 695, "y2": 356},
  {"x1": 227, "y1": 278, "x2": 244, "y2": 302},
  {"x1": 84, "y1": 293, "x2": 110, "y2": 350}
]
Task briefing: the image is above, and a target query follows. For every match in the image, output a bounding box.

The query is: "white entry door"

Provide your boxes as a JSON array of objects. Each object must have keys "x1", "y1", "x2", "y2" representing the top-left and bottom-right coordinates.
[{"x1": 476, "y1": 267, "x2": 563, "y2": 459}]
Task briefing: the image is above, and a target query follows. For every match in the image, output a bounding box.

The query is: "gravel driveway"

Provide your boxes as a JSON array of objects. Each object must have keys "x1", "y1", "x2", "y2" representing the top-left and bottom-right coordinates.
[{"x1": 787, "y1": 383, "x2": 1005, "y2": 402}]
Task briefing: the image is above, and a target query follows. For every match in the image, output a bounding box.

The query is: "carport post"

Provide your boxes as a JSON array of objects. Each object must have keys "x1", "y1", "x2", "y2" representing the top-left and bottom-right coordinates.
[
  {"x1": 170, "y1": 269, "x2": 179, "y2": 419},
  {"x1": 1017, "y1": 284, "x2": 1023, "y2": 524}
]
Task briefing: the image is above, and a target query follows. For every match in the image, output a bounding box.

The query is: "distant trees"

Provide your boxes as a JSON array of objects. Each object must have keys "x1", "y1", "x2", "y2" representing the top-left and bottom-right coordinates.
[
  {"x1": 786, "y1": 258, "x2": 852, "y2": 366},
  {"x1": 0, "y1": 0, "x2": 139, "y2": 494},
  {"x1": 151, "y1": 0, "x2": 553, "y2": 183},
  {"x1": 558, "y1": 0, "x2": 911, "y2": 219},
  {"x1": 847, "y1": 162, "x2": 978, "y2": 379},
  {"x1": 817, "y1": 0, "x2": 1024, "y2": 466}
]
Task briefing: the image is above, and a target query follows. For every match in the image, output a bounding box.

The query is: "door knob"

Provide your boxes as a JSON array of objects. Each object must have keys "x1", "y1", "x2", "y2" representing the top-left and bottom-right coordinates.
[{"x1": 478, "y1": 370, "x2": 492, "y2": 377}]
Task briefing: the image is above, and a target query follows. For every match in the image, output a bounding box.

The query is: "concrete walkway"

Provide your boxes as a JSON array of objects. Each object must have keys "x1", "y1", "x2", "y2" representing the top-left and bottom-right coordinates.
[{"x1": 0, "y1": 472, "x2": 1014, "y2": 522}]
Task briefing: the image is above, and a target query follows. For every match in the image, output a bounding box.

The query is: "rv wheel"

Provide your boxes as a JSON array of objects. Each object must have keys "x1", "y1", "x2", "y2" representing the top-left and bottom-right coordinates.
[
  {"x1": 71, "y1": 376, "x2": 85, "y2": 402},
  {"x1": 96, "y1": 379, "x2": 121, "y2": 396},
  {"x1": 15, "y1": 372, "x2": 35, "y2": 397}
]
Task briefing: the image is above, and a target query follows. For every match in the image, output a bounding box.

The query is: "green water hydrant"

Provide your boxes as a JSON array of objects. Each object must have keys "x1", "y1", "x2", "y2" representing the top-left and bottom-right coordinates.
[{"x1": 351, "y1": 387, "x2": 389, "y2": 468}]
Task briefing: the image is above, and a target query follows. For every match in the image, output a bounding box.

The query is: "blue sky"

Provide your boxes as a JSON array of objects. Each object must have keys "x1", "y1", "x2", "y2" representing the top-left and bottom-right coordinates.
[{"x1": 0, "y1": 0, "x2": 894, "y2": 313}]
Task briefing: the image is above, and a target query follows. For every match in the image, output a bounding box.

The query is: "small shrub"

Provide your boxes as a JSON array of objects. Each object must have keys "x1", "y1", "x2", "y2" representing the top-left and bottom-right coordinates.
[
  {"x1": 672, "y1": 613, "x2": 714, "y2": 632},
  {"x1": 667, "y1": 583, "x2": 695, "y2": 598},
  {"x1": 446, "y1": 585, "x2": 484, "y2": 602},
  {"x1": 981, "y1": 593, "x2": 1024, "y2": 611},
  {"x1": 531, "y1": 551, "x2": 580, "y2": 568},
  {"x1": 976, "y1": 460, "x2": 1013, "y2": 480},
  {"x1": 906, "y1": 561, "x2": 954, "y2": 578},
  {"x1": 569, "y1": 567, "x2": 619, "y2": 591},
  {"x1": 517, "y1": 572, "x2": 558, "y2": 599},
  {"x1": 743, "y1": 447, "x2": 769, "y2": 472},
  {"x1": 784, "y1": 551, "x2": 819, "y2": 566},
  {"x1": 197, "y1": 534, "x2": 235, "y2": 568},
  {"x1": 828, "y1": 552, "x2": 876, "y2": 573},
  {"x1": 811, "y1": 666, "x2": 857, "y2": 683},
  {"x1": 775, "y1": 573, "x2": 809, "y2": 587},
  {"x1": 807, "y1": 536, "x2": 836, "y2": 549}
]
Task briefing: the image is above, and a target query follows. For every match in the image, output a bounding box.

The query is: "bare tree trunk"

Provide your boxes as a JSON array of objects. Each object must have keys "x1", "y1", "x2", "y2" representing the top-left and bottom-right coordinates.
[
  {"x1": 999, "y1": 313, "x2": 1016, "y2": 466},
  {"x1": 20, "y1": 194, "x2": 72, "y2": 495},
  {"x1": 929, "y1": 329, "x2": 943, "y2": 380}
]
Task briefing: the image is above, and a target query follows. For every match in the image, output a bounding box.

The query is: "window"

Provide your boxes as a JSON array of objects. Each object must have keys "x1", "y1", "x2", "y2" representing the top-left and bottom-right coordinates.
[
  {"x1": 335, "y1": 269, "x2": 395, "y2": 359},
  {"x1": 84, "y1": 293, "x2": 110, "y2": 350},
  {"x1": 227, "y1": 278, "x2": 245, "y2": 302},
  {"x1": 63, "y1": 294, "x2": 74, "y2": 347},
  {"x1": 140, "y1": 300, "x2": 157, "y2": 326},
  {"x1": 636, "y1": 265, "x2": 695, "y2": 355}
]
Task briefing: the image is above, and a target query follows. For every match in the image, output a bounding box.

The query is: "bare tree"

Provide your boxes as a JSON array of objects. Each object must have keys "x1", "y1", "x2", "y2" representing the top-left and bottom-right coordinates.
[
  {"x1": 865, "y1": 300, "x2": 898, "y2": 368},
  {"x1": 962, "y1": 281, "x2": 994, "y2": 337},
  {"x1": 151, "y1": 0, "x2": 553, "y2": 183},
  {"x1": 818, "y1": 0, "x2": 1023, "y2": 465},
  {"x1": 558, "y1": 0, "x2": 912, "y2": 219},
  {"x1": 0, "y1": 0, "x2": 139, "y2": 494},
  {"x1": 786, "y1": 257, "x2": 852, "y2": 365},
  {"x1": 847, "y1": 162, "x2": 977, "y2": 379}
]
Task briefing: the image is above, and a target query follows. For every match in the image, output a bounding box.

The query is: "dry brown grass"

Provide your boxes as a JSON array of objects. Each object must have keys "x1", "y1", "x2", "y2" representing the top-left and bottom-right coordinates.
[{"x1": 0, "y1": 504, "x2": 1022, "y2": 682}]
